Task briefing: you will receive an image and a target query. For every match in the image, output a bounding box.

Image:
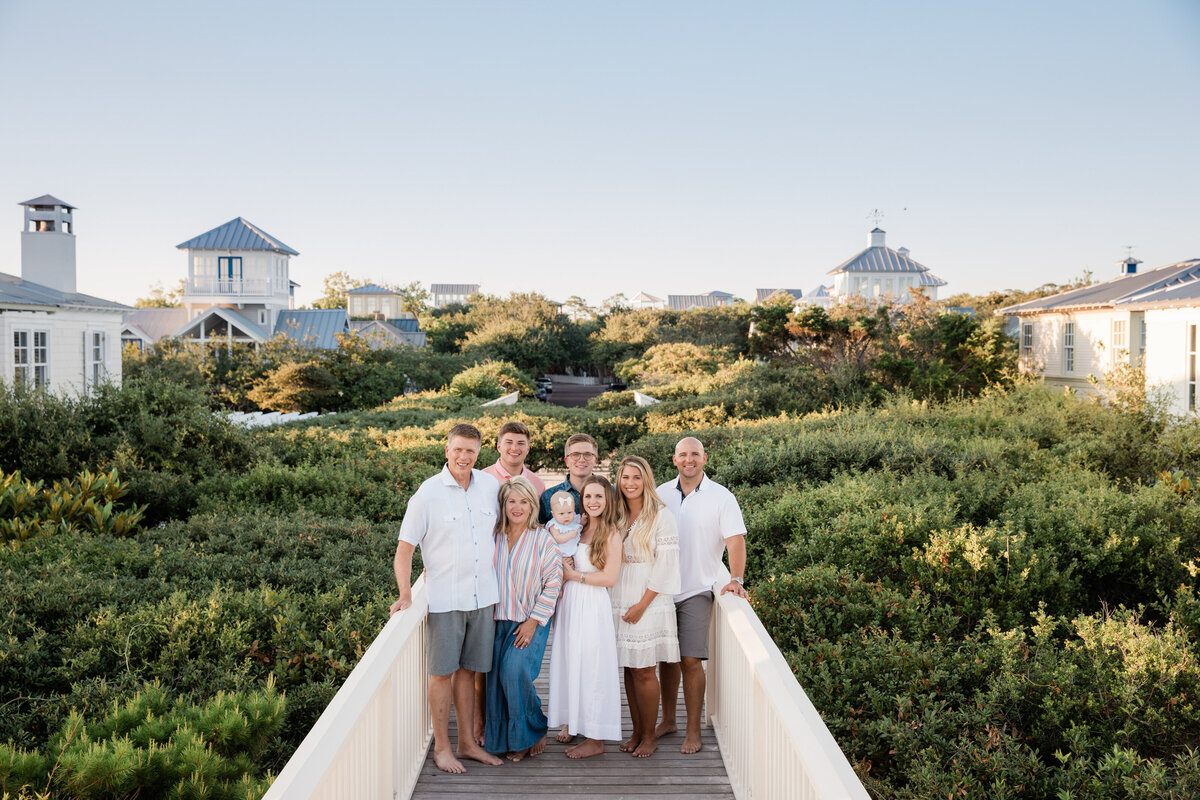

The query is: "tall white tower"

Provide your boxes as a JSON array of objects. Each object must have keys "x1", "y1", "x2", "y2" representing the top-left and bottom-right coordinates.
[{"x1": 20, "y1": 194, "x2": 77, "y2": 294}]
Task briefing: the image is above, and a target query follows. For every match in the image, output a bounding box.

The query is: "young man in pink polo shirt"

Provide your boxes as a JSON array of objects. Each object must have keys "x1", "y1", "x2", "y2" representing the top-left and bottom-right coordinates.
[{"x1": 482, "y1": 421, "x2": 546, "y2": 497}]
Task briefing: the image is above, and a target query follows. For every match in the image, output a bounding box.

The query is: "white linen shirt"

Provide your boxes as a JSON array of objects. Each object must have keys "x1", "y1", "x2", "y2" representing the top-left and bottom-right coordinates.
[
  {"x1": 658, "y1": 473, "x2": 747, "y2": 602},
  {"x1": 399, "y1": 466, "x2": 501, "y2": 613}
]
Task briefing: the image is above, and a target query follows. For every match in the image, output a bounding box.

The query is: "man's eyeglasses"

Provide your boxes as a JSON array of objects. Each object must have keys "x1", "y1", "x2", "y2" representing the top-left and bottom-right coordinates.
[{"x1": 565, "y1": 452, "x2": 597, "y2": 461}]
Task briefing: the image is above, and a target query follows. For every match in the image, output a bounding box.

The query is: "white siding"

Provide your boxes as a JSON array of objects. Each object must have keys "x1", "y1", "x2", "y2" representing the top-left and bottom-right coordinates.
[
  {"x1": 1018, "y1": 310, "x2": 1117, "y2": 392},
  {"x1": 1143, "y1": 307, "x2": 1200, "y2": 417},
  {"x1": 3, "y1": 308, "x2": 124, "y2": 394}
]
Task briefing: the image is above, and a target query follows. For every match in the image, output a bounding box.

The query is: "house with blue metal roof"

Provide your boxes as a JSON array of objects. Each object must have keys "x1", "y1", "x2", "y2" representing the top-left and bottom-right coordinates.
[
  {"x1": 123, "y1": 217, "x2": 353, "y2": 351},
  {"x1": 3, "y1": 196, "x2": 128, "y2": 393},
  {"x1": 823, "y1": 228, "x2": 947, "y2": 304}
]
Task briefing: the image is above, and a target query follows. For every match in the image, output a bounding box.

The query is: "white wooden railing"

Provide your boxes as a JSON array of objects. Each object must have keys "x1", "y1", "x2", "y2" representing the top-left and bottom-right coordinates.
[
  {"x1": 706, "y1": 565, "x2": 870, "y2": 800},
  {"x1": 188, "y1": 277, "x2": 273, "y2": 295},
  {"x1": 262, "y1": 576, "x2": 431, "y2": 800},
  {"x1": 265, "y1": 569, "x2": 869, "y2": 800}
]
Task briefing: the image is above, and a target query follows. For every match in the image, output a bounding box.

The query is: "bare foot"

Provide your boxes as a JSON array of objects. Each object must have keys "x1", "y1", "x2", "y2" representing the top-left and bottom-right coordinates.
[
  {"x1": 473, "y1": 718, "x2": 485, "y2": 748},
  {"x1": 555, "y1": 726, "x2": 574, "y2": 744},
  {"x1": 632, "y1": 736, "x2": 658, "y2": 758},
  {"x1": 457, "y1": 745, "x2": 503, "y2": 766},
  {"x1": 507, "y1": 748, "x2": 530, "y2": 762},
  {"x1": 654, "y1": 720, "x2": 678, "y2": 738},
  {"x1": 434, "y1": 748, "x2": 467, "y2": 774},
  {"x1": 565, "y1": 738, "x2": 605, "y2": 759},
  {"x1": 619, "y1": 735, "x2": 640, "y2": 753},
  {"x1": 530, "y1": 735, "x2": 547, "y2": 757},
  {"x1": 680, "y1": 732, "x2": 703, "y2": 754}
]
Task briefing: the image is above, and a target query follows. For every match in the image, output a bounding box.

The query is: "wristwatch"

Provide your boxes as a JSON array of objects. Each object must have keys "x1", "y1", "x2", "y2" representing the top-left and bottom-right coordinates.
[{"x1": 732, "y1": 577, "x2": 744, "y2": 585}]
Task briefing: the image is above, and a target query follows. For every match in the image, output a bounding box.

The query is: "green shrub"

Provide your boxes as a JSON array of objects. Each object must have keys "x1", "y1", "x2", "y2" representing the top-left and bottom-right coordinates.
[
  {"x1": 0, "y1": 469, "x2": 145, "y2": 547},
  {"x1": 447, "y1": 360, "x2": 536, "y2": 399},
  {"x1": 246, "y1": 361, "x2": 339, "y2": 412},
  {"x1": 587, "y1": 390, "x2": 635, "y2": 410},
  {"x1": 0, "y1": 681, "x2": 283, "y2": 800}
]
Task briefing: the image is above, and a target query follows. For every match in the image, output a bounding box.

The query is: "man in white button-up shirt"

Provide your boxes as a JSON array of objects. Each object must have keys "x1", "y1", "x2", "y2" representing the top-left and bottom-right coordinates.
[{"x1": 392, "y1": 423, "x2": 504, "y2": 773}]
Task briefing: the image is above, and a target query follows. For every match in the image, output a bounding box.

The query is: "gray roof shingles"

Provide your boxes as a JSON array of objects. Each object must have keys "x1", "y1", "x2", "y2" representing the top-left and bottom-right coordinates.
[
  {"x1": 827, "y1": 245, "x2": 937, "y2": 276},
  {"x1": 274, "y1": 309, "x2": 348, "y2": 349},
  {"x1": 345, "y1": 283, "x2": 399, "y2": 295},
  {"x1": 123, "y1": 308, "x2": 190, "y2": 340},
  {"x1": 0, "y1": 272, "x2": 129, "y2": 312},
  {"x1": 999, "y1": 260, "x2": 1200, "y2": 315},
  {"x1": 430, "y1": 283, "x2": 479, "y2": 295},
  {"x1": 19, "y1": 194, "x2": 75, "y2": 209},
  {"x1": 176, "y1": 217, "x2": 299, "y2": 255}
]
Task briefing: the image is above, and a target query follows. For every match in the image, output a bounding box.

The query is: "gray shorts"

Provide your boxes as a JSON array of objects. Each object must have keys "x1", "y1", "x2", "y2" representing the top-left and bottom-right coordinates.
[
  {"x1": 428, "y1": 607, "x2": 495, "y2": 676},
  {"x1": 675, "y1": 592, "x2": 714, "y2": 660}
]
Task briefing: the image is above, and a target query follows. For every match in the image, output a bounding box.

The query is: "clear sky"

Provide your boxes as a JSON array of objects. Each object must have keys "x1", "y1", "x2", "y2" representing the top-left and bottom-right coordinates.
[{"x1": 1, "y1": 0, "x2": 1197, "y2": 308}]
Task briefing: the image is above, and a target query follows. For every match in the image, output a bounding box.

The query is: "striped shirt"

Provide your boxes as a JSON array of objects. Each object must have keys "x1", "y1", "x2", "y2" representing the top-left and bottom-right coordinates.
[{"x1": 493, "y1": 526, "x2": 563, "y2": 626}]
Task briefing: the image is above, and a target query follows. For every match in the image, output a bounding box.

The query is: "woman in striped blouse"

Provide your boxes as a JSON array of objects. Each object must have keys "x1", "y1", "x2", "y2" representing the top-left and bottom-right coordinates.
[{"x1": 484, "y1": 476, "x2": 564, "y2": 761}]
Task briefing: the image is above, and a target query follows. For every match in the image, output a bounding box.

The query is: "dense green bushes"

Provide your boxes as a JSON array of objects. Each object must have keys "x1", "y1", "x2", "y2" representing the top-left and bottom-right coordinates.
[
  {"x1": 611, "y1": 386, "x2": 1200, "y2": 797},
  {"x1": 7, "y1": 338, "x2": 1200, "y2": 798}
]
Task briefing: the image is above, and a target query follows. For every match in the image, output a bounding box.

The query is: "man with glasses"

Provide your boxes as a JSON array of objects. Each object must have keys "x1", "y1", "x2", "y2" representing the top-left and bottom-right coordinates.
[{"x1": 538, "y1": 433, "x2": 599, "y2": 524}]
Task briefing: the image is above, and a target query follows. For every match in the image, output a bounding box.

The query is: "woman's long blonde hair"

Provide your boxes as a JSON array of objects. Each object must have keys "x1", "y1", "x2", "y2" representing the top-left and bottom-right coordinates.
[
  {"x1": 616, "y1": 455, "x2": 664, "y2": 561},
  {"x1": 495, "y1": 476, "x2": 540, "y2": 536},
  {"x1": 581, "y1": 475, "x2": 618, "y2": 572}
]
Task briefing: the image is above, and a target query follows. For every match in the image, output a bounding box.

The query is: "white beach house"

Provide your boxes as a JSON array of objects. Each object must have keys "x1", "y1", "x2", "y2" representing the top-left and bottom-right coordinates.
[
  {"x1": 999, "y1": 256, "x2": 1200, "y2": 416},
  {"x1": 2, "y1": 196, "x2": 127, "y2": 393}
]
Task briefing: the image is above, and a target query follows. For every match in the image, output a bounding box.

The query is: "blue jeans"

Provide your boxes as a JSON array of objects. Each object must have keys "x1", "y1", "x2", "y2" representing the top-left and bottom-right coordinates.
[{"x1": 484, "y1": 619, "x2": 550, "y2": 753}]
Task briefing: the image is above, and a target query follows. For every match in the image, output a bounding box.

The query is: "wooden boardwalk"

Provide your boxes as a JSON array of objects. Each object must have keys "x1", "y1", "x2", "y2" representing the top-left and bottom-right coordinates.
[{"x1": 410, "y1": 634, "x2": 733, "y2": 799}]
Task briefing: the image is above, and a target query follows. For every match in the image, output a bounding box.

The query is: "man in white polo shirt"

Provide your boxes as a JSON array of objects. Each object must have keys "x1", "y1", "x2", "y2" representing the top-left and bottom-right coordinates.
[
  {"x1": 656, "y1": 436, "x2": 747, "y2": 754},
  {"x1": 391, "y1": 423, "x2": 504, "y2": 774}
]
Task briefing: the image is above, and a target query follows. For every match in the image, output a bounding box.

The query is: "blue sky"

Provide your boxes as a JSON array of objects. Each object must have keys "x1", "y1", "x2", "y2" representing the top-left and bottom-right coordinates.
[{"x1": 1, "y1": 1, "x2": 1197, "y2": 307}]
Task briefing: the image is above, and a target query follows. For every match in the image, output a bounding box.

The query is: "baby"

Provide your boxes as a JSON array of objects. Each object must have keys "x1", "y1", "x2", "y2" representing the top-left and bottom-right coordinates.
[{"x1": 545, "y1": 490, "x2": 582, "y2": 557}]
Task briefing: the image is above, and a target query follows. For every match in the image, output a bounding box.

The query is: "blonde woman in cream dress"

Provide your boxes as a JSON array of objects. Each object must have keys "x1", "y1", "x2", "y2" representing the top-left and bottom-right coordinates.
[{"x1": 611, "y1": 455, "x2": 680, "y2": 758}]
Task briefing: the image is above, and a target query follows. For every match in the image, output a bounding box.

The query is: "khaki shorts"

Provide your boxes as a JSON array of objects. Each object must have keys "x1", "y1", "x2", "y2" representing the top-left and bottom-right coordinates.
[
  {"x1": 675, "y1": 592, "x2": 714, "y2": 660},
  {"x1": 428, "y1": 606, "x2": 495, "y2": 676}
]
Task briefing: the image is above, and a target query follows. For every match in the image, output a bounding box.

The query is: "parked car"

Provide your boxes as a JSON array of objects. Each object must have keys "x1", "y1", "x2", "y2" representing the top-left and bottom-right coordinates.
[{"x1": 606, "y1": 381, "x2": 627, "y2": 392}]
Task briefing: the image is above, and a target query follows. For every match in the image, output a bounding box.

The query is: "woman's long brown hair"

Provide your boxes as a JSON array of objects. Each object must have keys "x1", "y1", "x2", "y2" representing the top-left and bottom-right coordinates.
[{"x1": 581, "y1": 474, "x2": 618, "y2": 572}]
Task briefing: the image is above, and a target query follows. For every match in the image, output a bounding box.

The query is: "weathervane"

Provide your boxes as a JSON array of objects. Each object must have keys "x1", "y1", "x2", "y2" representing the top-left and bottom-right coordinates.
[
  {"x1": 867, "y1": 208, "x2": 884, "y2": 228},
  {"x1": 1125, "y1": 245, "x2": 1136, "y2": 259}
]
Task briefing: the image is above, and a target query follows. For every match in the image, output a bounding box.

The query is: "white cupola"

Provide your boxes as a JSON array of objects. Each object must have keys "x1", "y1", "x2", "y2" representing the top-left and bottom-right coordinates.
[{"x1": 19, "y1": 194, "x2": 77, "y2": 294}]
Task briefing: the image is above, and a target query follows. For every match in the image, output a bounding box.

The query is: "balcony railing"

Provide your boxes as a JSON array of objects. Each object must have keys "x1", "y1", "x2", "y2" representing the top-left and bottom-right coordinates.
[{"x1": 187, "y1": 277, "x2": 273, "y2": 296}]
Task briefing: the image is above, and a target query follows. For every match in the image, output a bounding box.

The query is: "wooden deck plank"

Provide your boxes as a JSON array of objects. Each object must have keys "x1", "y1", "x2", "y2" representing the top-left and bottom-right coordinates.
[{"x1": 410, "y1": 632, "x2": 734, "y2": 800}]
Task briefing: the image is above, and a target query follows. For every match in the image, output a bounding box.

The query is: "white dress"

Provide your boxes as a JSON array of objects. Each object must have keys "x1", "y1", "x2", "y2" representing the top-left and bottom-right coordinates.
[
  {"x1": 611, "y1": 511, "x2": 681, "y2": 668},
  {"x1": 548, "y1": 541, "x2": 621, "y2": 741}
]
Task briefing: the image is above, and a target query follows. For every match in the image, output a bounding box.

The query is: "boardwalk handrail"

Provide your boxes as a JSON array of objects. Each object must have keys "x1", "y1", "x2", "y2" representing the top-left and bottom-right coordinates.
[
  {"x1": 706, "y1": 565, "x2": 870, "y2": 800},
  {"x1": 263, "y1": 576, "x2": 431, "y2": 800}
]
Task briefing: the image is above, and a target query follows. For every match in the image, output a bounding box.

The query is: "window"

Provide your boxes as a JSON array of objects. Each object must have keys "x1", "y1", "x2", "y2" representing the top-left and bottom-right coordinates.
[
  {"x1": 13, "y1": 330, "x2": 49, "y2": 388},
  {"x1": 218, "y1": 256, "x2": 243, "y2": 291},
  {"x1": 1022, "y1": 323, "x2": 1033, "y2": 357},
  {"x1": 1063, "y1": 322, "x2": 1075, "y2": 374},
  {"x1": 1111, "y1": 319, "x2": 1127, "y2": 362},
  {"x1": 1188, "y1": 324, "x2": 1197, "y2": 413},
  {"x1": 1140, "y1": 318, "x2": 1147, "y2": 354},
  {"x1": 33, "y1": 332, "x2": 48, "y2": 387},
  {"x1": 258, "y1": 310, "x2": 267, "y2": 325},
  {"x1": 90, "y1": 331, "x2": 106, "y2": 386}
]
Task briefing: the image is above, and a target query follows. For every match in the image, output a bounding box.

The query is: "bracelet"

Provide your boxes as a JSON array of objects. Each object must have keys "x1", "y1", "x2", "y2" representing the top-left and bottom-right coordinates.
[{"x1": 581, "y1": 573, "x2": 586, "y2": 585}]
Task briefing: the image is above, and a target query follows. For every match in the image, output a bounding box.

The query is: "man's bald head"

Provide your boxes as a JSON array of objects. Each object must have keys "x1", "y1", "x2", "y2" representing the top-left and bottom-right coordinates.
[{"x1": 673, "y1": 436, "x2": 708, "y2": 483}]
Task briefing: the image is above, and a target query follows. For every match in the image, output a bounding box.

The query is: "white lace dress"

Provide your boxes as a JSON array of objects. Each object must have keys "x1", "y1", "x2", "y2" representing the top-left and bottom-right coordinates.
[{"x1": 611, "y1": 511, "x2": 681, "y2": 668}]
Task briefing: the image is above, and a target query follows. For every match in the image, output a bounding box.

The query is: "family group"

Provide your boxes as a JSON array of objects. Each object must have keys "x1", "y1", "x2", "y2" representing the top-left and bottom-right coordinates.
[{"x1": 390, "y1": 421, "x2": 747, "y2": 774}]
